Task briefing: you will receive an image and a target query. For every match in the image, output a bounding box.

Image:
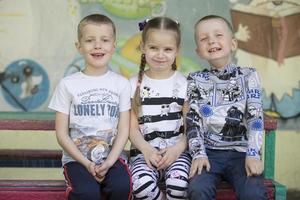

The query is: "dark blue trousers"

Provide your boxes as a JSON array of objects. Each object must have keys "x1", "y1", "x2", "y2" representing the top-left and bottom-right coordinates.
[
  {"x1": 63, "y1": 159, "x2": 132, "y2": 200},
  {"x1": 188, "y1": 149, "x2": 267, "y2": 200}
]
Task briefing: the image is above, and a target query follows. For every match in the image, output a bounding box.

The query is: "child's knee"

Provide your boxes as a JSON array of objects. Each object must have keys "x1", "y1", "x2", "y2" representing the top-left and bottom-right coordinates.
[
  {"x1": 132, "y1": 175, "x2": 156, "y2": 196},
  {"x1": 239, "y1": 178, "x2": 267, "y2": 200},
  {"x1": 188, "y1": 178, "x2": 216, "y2": 200},
  {"x1": 71, "y1": 184, "x2": 100, "y2": 200},
  {"x1": 165, "y1": 177, "x2": 188, "y2": 198},
  {"x1": 239, "y1": 189, "x2": 267, "y2": 200}
]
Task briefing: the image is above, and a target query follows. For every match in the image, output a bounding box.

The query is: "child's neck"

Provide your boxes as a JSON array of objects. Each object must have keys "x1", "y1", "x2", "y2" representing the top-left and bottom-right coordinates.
[
  {"x1": 210, "y1": 61, "x2": 232, "y2": 71},
  {"x1": 145, "y1": 68, "x2": 175, "y2": 80},
  {"x1": 82, "y1": 66, "x2": 108, "y2": 76}
]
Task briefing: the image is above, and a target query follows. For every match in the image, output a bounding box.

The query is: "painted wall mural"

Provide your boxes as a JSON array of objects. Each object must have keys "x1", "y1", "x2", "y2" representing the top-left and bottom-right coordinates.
[{"x1": 0, "y1": 0, "x2": 299, "y2": 130}]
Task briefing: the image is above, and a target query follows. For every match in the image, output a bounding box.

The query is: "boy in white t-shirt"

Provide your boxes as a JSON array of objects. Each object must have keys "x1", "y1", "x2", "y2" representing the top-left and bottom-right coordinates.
[{"x1": 48, "y1": 14, "x2": 132, "y2": 200}]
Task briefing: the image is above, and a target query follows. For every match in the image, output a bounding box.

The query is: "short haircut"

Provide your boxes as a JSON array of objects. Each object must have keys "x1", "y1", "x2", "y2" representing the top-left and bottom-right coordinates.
[
  {"x1": 194, "y1": 15, "x2": 234, "y2": 42},
  {"x1": 77, "y1": 14, "x2": 116, "y2": 41}
]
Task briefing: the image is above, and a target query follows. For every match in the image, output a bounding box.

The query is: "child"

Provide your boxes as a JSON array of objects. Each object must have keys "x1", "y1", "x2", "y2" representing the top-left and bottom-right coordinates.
[
  {"x1": 129, "y1": 17, "x2": 191, "y2": 200},
  {"x1": 48, "y1": 14, "x2": 132, "y2": 200},
  {"x1": 186, "y1": 15, "x2": 267, "y2": 200}
]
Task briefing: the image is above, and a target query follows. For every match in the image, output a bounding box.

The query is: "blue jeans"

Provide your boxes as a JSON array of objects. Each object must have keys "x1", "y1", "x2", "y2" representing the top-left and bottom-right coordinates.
[
  {"x1": 64, "y1": 159, "x2": 132, "y2": 200},
  {"x1": 188, "y1": 149, "x2": 267, "y2": 200}
]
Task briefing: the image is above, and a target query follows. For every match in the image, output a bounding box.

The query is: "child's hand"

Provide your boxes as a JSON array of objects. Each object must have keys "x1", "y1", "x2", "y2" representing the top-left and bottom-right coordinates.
[
  {"x1": 95, "y1": 160, "x2": 113, "y2": 180},
  {"x1": 189, "y1": 157, "x2": 210, "y2": 179},
  {"x1": 245, "y1": 157, "x2": 264, "y2": 176},
  {"x1": 142, "y1": 145, "x2": 163, "y2": 169},
  {"x1": 84, "y1": 160, "x2": 97, "y2": 176},
  {"x1": 156, "y1": 145, "x2": 181, "y2": 170}
]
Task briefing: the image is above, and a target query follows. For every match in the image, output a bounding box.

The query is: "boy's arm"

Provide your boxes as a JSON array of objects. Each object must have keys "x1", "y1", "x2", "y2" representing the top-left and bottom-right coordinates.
[
  {"x1": 107, "y1": 110, "x2": 130, "y2": 164},
  {"x1": 186, "y1": 74, "x2": 207, "y2": 159},
  {"x1": 55, "y1": 112, "x2": 96, "y2": 175},
  {"x1": 96, "y1": 110, "x2": 130, "y2": 178},
  {"x1": 96, "y1": 79, "x2": 131, "y2": 178},
  {"x1": 186, "y1": 74, "x2": 210, "y2": 178},
  {"x1": 245, "y1": 69, "x2": 264, "y2": 176}
]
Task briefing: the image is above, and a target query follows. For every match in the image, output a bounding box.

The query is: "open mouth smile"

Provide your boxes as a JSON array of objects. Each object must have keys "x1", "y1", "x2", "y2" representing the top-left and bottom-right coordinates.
[{"x1": 208, "y1": 47, "x2": 222, "y2": 53}]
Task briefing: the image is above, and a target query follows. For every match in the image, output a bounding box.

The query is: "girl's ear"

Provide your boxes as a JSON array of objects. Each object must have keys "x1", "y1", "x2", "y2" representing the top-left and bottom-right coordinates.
[
  {"x1": 176, "y1": 45, "x2": 181, "y2": 55},
  {"x1": 139, "y1": 42, "x2": 145, "y2": 53}
]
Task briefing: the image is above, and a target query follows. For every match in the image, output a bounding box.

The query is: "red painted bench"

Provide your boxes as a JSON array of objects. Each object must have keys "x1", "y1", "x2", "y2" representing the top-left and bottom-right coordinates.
[{"x1": 0, "y1": 112, "x2": 286, "y2": 200}]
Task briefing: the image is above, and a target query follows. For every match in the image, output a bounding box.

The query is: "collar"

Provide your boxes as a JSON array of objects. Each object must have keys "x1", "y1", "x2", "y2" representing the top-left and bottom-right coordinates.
[{"x1": 204, "y1": 63, "x2": 241, "y2": 80}]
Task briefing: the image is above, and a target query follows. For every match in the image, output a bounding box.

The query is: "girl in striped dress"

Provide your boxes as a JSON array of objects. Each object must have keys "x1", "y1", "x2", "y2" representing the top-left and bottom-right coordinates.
[{"x1": 129, "y1": 17, "x2": 191, "y2": 200}]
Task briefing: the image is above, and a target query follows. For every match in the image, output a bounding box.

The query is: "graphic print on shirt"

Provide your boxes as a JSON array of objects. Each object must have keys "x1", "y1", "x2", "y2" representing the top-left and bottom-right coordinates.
[
  {"x1": 220, "y1": 106, "x2": 247, "y2": 142},
  {"x1": 187, "y1": 80, "x2": 213, "y2": 105},
  {"x1": 141, "y1": 86, "x2": 152, "y2": 101},
  {"x1": 161, "y1": 104, "x2": 170, "y2": 116},
  {"x1": 247, "y1": 105, "x2": 262, "y2": 120},
  {"x1": 71, "y1": 87, "x2": 120, "y2": 164},
  {"x1": 74, "y1": 135, "x2": 110, "y2": 165},
  {"x1": 217, "y1": 79, "x2": 244, "y2": 105},
  {"x1": 172, "y1": 82, "x2": 180, "y2": 98},
  {"x1": 134, "y1": 73, "x2": 186, "y2": 152}
]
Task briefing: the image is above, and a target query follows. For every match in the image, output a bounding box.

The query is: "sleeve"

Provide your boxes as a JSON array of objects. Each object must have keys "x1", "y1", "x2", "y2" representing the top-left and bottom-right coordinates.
[
  {"x1": 48, "y1": 80, "x2": 71, "y2": 115},
  {"x1": 186, "y1": 73, "x2": 207, "y2": 159},
  {"x1": 119, "y1": 78, "x2": 131, "y2": 112},
  {"x1": 245, "y1": 69, "x2": 264, "y2": 159},
  {"x1": 129, "y1": 76, "x2": 138, "y2": 99}
]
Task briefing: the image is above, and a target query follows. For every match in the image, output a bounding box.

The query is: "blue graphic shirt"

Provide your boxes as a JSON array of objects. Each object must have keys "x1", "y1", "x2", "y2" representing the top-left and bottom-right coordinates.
[{"x1": 186, "y1": 64, "x2": 264, "y2": 159}]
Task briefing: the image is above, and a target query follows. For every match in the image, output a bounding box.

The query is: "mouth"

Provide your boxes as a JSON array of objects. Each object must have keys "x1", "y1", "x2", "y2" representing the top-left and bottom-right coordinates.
[
  {"x1": 153, "y1": 59, "x2": 166, "y2": 64},
  {"x1": 208, "y1": 47, "x2": 221, "y2": 53},
  {"x1": 91, "y1": 53, "x2": 105, "y2": 58}
]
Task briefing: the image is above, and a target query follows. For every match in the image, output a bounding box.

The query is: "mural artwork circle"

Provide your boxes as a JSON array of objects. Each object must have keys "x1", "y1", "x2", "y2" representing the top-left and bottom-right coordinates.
[{"x1": 0, "y1": 59, "x2": 50, "y2": 111}]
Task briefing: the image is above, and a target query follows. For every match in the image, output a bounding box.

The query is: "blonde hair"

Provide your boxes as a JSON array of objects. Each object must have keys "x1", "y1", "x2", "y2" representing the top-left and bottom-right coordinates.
[
  {"x1": 194, "y1": 15, "x2": 234, "y2": 42},
  {"x1": 77, "y1": 14, "x2": 116, "y2": 41}
]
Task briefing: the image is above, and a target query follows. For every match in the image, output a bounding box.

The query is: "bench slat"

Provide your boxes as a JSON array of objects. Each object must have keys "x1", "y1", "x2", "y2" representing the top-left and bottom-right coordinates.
[
  {"x1": 0, "y1": 120, "x2": 55, "y2": 130},
  {"x1": 0, "y1": 150, "x2": 61, "y2": 160}
]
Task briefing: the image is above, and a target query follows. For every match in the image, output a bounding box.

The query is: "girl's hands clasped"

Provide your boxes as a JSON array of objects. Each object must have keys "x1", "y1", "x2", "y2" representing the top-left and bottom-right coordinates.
[
  {"x1": 156, "y1": 145, "x2": 182, "y2": 170},
  {"x1": 141, "y1": 144, "x2": 163, "y2": 169}
]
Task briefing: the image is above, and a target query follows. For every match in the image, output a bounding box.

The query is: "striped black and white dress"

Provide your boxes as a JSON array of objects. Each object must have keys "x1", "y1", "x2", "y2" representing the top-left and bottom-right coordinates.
[{"x1": 129, "y1": 71, "x2": 191, "y2": 200}]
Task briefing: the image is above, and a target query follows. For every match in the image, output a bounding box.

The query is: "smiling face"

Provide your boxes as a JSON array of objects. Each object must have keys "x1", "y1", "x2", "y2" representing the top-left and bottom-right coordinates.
[
  {"x1": 195, "y1": 18, "x2": 237, "y2": 69},
  {"x1": 76, "y1": 23, "x2": 116, "y2": 75},
  {"x1": 141, "y1": 29, "x2": 179, "y2": 75}
]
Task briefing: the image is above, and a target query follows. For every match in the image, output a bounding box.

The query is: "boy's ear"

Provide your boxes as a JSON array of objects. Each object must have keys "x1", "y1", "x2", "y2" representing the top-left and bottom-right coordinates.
[
  {"x1": 75, "y1": 42, "x2": 81, "y2": 51},
  {"x1": 231, "y1": 38, "x2": 238, "y2": 51},
  {"x1": 195, "y1": 47, "x2": 204, "y2": 59}
]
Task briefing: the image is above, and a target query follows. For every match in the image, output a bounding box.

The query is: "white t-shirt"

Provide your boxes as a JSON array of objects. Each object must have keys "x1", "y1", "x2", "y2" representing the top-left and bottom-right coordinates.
[
  {"x1": 129, "y1": 71, "x2": 187, "y2": 152},
  {"x1": 49, "y1": 71, "x2": 131, "y2": 165}
]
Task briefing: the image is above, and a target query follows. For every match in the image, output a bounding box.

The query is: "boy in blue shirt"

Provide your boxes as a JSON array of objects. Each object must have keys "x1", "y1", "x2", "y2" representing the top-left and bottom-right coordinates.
[{"x1": 187, "y1": 15, "x2": 267, "y2": 200}]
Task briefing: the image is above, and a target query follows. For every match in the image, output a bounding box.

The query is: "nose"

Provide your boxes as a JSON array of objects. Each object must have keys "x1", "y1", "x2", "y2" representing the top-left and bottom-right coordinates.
[
  {"x1": 94, "y1": 41, "x2": 101, "y2": 49},
  {"x1": 157, "y1": 50, "x2": 164, "y2": 58},
  {"x1": 208, "y1": 37, "x2": 216, "y2": 44}
]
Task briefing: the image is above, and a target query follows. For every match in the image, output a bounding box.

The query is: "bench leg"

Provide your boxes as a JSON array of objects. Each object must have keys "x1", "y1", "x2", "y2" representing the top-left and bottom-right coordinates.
[{"x1": 274, "y1": 181, "x2": 287, "y2": 200}]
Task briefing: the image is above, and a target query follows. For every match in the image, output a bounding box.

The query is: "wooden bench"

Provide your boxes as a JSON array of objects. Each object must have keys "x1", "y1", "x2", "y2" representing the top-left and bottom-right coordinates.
[{"x1": 0, "y1": 112, "x2": 286, "y2": 200}]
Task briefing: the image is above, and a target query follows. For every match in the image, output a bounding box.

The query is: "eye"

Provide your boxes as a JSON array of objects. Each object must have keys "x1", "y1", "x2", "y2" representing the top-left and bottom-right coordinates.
[
  {"x1": 165, "y1": 48, "x2": 173, "y2": 51},
  {"x1": 200, "y1": 37, "x2": 207, "y2": 42},
  {"x1": 216, "y1": 33, "x2": 223, "y2": 37},
  {"x1": 102, "y1": 38, "x2": 111, "y2": 42},
  {"x1": 149, "y1": 46, "x2": 157, "y2": 50},
  {"x1": 85, "y1": 39, "x2": 93, "y2": 43}
]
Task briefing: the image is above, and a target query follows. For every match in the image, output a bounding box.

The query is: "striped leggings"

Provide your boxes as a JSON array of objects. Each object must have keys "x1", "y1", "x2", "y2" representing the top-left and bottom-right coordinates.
[{"x1": 130, "y1": 152, "x2": 191, "y2": 200}]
